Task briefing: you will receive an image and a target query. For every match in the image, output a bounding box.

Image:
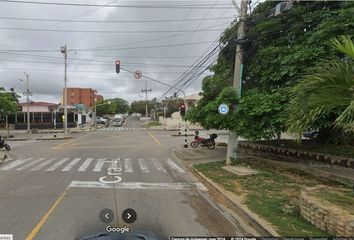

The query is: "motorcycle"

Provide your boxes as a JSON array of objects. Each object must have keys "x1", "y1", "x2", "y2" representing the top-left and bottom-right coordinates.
[
  {"x1": 0, "y1": 137, "x2": 11, "y2": 151},
  {"x1": 190, "y1": 131, "x2": 217, "y2": 150}
]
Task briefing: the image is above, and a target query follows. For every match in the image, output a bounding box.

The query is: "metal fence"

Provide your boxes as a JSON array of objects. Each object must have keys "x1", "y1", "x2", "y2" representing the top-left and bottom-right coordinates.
[{"x1": 0, "y1": 112, "x2": 84, "y2": 129}]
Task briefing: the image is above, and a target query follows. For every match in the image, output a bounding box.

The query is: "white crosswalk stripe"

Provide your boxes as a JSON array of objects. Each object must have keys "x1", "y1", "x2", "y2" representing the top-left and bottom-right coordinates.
[
  {"x1": 62, "y1": 158, "x2": 81, "y2": 171},
  {"x1": 16, "y1": 157, "x2": 45, "y2": 170},
  {"x1": 124, "y1": 158, "x2": 133, "y2": 172},
  {"x1": 138, "y1": 158, "x2": 150, "y2": 173},
  {"x1": 93, "y1": 158, "x2": 107, "y2": 172},
  {"x1": 31, "y1": 158, "x2": 56, "y2": 171},
  {"x1": 78, "y1": 158, "x2": 94, "y2": 172},
  {"x1": 99, "y1": 127, "x2": 147, "y2": 131},
  {"x1": 46, "y1": 158, "x2": 70, "y2": 171},
  {"x1": 0, "y1": 158, "x2": 32, "y2": 170},
  {"x1": 0, "y1": 157, "x2": 187, "y2": 175}
]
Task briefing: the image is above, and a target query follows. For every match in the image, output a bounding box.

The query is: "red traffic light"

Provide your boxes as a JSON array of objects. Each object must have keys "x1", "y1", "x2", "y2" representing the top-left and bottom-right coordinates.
[
  {"x1": 115, "y1": 60, "x2": 120, "y2": 74},
  {"x1": 179, "y1": 104, "x2": 186, "y2": 116}
]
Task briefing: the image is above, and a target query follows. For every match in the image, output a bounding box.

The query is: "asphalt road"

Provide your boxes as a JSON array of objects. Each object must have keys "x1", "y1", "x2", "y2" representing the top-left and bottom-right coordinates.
[{"x1": 0, "y1": 116, "x2": 256, "y2": 240}]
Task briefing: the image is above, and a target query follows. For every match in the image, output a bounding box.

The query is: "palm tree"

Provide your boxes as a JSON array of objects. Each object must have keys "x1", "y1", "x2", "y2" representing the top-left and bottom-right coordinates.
[{"x1": 287, "y1": 36, "x2": 354, "y2": 140}]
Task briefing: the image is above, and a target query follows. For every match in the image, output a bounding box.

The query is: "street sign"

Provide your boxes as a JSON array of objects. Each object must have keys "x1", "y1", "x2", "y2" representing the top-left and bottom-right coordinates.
[
  {"x1": 134, "y1": 70, "x2": 142, "y2": 79},
  {"x1": 218, "y1": 103, "x2": 229, "y2": 115}
]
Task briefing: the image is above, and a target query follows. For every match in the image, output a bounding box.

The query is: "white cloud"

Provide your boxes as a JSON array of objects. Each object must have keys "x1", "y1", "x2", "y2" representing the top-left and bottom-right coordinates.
[{"x1": 0, "y1": 0, "x2": 235, "y2": 103}]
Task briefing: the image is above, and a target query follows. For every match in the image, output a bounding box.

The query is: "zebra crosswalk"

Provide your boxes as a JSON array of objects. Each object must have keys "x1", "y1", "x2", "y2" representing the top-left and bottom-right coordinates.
[
  {"x1": 0, "y1": 157, "x2": 185, "y2": 174},
  {"x1": 98, "y1": 127, "x2": 147, "y2": 131}
]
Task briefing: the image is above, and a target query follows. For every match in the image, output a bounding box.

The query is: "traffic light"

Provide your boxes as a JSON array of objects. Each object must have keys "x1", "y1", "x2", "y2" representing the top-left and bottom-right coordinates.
[
  {"x1": 115, "y1": 60, "x2": 120, "y2": 74},
  {"x1": 179, "y1": 104, "x2": 185, "y2": 117}
]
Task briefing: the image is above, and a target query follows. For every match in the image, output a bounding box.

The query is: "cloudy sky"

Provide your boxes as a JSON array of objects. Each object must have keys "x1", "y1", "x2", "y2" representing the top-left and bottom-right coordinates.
[{"x1": 0, "y1": 0, "x2": 240, "y2": 104}]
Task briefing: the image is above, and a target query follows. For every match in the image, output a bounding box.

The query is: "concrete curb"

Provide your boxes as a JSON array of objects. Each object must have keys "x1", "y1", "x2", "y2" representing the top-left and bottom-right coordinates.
[
  {"x1": 171, "y1": 134, "x2": 195, "y2": 137},
  {"x1": 36, "y1": 136, "x2": 72, "y2": 140},
  {"x1": 172, "y1": 148, "x2": 279, "y2": 237},
  {"x1": 6, "y1": 138, "x2": 31, "y2": 141}
]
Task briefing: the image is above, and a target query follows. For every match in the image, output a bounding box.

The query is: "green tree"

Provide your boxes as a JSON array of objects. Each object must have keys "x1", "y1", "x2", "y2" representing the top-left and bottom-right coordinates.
[
  {"x1": 160, "y1": 96, "x2": 182, "y2": 117},
  {"x1": 287, "y1": 36, "x2": 354, "y2": 143},
  {"x1": 96, "y1": 98, "x2": 129, "y2": 115},
  {"x1": 186, "y1": 1, "x2": 354, "y2": 141},
  {"x1": 130, "y1": 100, "x2": 155, "y2": 116},
  {"x1": 0, "y1": 87, "x2": 19, "y2": 119}
]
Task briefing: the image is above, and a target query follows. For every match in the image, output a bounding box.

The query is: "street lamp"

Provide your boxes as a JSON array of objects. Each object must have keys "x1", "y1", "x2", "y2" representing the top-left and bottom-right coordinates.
[
  {"x1": 19, "y1": 72, "x2": 32, "y2": 134},
  {"x1": 60, "y1": 44, "x2": 68, "y2": 137}
]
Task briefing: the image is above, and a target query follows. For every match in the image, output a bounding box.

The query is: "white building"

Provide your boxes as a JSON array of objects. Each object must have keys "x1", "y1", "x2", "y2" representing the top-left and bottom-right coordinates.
[{"x1": 20, "y1": 102, "x2": 58, "y2": 113}]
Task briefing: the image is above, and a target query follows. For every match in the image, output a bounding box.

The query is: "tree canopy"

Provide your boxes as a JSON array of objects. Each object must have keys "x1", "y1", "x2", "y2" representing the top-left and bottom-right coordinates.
[
  {"x1": 186, "y1": 1, "x2": 354, "y2": 142},
  {"x1": 0, "y1": 87, "x2": 19, "y2": 118},
  {"x1": 96, "y1": 98, "x2": 129, "y2": 116}
]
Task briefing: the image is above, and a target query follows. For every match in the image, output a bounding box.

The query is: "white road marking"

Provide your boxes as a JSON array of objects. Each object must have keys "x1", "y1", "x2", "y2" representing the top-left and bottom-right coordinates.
[
  {"x1": 69, "y1": 181, "x2": 207, "y2": 191},
  {"x1": 62, "y1": 158, "x2": 81, "y2": 171},
  {"x1": 138, "y1": 158, "x2": 150, "y2": 173},
  {"x1": 16, "y1": 157, "x2": 45, "y2": 170},
  {"x1": 46, "y1": 158, "x2": 70, "y2": 171},
  {"x1": 151, "y1": 158, "x2": 167, "y2": 173},
  {"x1": 124, "y1": 158, "x2": 133, "y2": 172},
  {"x1": 167, "y1": 159, "x2": 186, "y2": 173},
  {"x1": 93, "y1": 158, "x2": 107, "y2": 172},
  {"x1": 0, "y1": 158, "x2": 32, "y2": 170},
  {"x1": 31, "y1": 158, "x2": 56, "y2": 171},
  {"x1": 78, "y1": 158, "x2": 94, "y2": 172},
  {"x1": 109, "y1": 158, "x2": 121, "y2": 170}
]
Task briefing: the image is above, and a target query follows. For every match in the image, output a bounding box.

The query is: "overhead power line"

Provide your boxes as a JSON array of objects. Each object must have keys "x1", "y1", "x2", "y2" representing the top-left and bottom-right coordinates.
[
  {"x1": 0, "y1": 51, "x2": 200, "y2": 59},
  {"x1": 0, "y1": 58, "x2": 214, "y2": 68},
  {"x1": 0, "y1": 16, "x2": 234, "y2": 23},
  {"x1": 0, "y1": 0, "x2": 231, "y2": 9},
  {"x1": 0, "y1": 40, "x2": 217, "y2": 52},
  {"x1": 0, "y1": 26, "x2": 225, "y2": 34}
]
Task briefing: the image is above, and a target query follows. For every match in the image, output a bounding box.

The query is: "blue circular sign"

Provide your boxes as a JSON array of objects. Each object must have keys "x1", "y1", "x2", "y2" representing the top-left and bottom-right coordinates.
[{"x1": 218, "y1": 104, "x2": 229, "y2": 115}]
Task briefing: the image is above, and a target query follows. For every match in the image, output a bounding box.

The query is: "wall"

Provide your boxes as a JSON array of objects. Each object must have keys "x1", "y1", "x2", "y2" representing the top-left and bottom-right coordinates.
[
  {"x1": 238, "y1": 142, "x2": 354, "y2": 169},
  {"x1": 300, "y1": 187, "x2": 354, "y2": 237},
  {"x1": 21, "y1": 105, "x2": 49, "y2": 113}
]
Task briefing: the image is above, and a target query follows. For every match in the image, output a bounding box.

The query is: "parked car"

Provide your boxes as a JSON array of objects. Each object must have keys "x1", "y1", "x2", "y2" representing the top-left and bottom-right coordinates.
[
  {"x1": 114, "y1": 114, "x2": 124, "y2": 123},
  {"x1": 303, "y1": 129, "x2": 319, "y2": 139},
  {"x1": 112, "y1": 118, "x2": 123, "y2": 127},
  {"x1": 96, "y1": 117, "x2": 107, "y2": 124}
]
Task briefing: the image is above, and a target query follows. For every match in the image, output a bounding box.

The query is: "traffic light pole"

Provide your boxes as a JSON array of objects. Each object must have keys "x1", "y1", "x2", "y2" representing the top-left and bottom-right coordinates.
[{"x1": 61, "y1": 44, "x2": 68, "y2": 137}]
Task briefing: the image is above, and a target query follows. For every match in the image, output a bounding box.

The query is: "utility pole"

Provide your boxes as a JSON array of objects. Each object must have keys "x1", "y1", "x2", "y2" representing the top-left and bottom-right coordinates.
[
  {"x1": 226, "y1": 0, "x2": 248, "y2": 165},
  {"x1": 141, "y1": 80, "x2": 152, "y2": 119},
  {"x1": 61, "y1": 44, "x2": 68, "y2": 137},
  {"x1": 20, "y1": 72, "x2": 32, "y2": 134}
]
